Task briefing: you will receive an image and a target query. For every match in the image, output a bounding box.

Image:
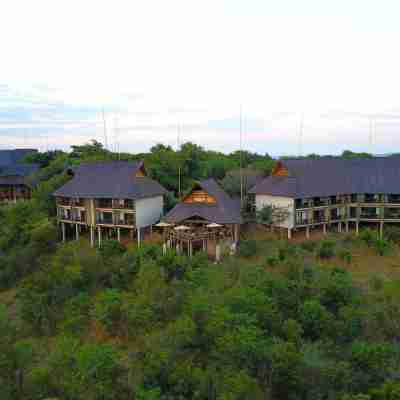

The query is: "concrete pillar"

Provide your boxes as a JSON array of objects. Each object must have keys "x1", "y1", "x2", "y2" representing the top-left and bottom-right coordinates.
[
  {"x1": 380, "y1": 221, "x2": 384, "y2": 239},
  {"x1": 306, "y1": 226, "x2": 310, "y2": 239},
  {"x1": 203, "y1": 240, "x2": 206, "y2": 252},
  {"x1": 356, "y1": 221, "x2": 359, "y2": 236},
  {"x1": 117, "y1": 228, "x2": 121, "y2": 242},
  {"x1": 61, "y1": 222, "x2": 66, "y2": 242},
  {"x1": 150, "y1": 225, "x2": 153, "y2": 237},
  {"x1": 137, "y1": 228, "x2": 141, "y2": 247},
  {"x1": 130, "y1": 229, "x2": 134, "y2": 239},
  {"x1": 323, "y1": 224, "x2": 327, "y2": 235},
  {"x1": 338, "y1": 222, "x2": 342, "y2": 233},
  {"x1": 346, "y1": 222, "x2": 349, "y2": 233},
  {"x1": 75, "y1": 224, "x2": 79, "y2": 241},
  {"x1": 287, "y1": 228, "x2": 292, "y2": 240},
  {"x1": 98, "y1": 226, "x2": 102, "y2": 248},
  {"x1": 167, "y1": 239, "x2": 171, "y2": 249},
  {"x1": 163, "y1": 243, "x2": 167, "y2": 255},
  {"x1": 176, "y1": 242, "x2": 180, "y2": 254},
  {"x1": 90, "y1": 226, "x2": 95, "y2": 247},
  {"x1": 216, "y1": 243, "x2": 221, "y2": 262},
  {"x1": 188, "y1": 241, "x2": 192, "y2": 257}
]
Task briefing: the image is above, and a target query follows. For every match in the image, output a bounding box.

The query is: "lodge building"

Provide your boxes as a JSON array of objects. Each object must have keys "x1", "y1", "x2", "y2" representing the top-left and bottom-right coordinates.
[
  {"x1": 0, "y1": 149, "x2": 39, "y2": 204},
  {"x1": 250, "y1": 157, "x2": 400, "y2": 239},
  {"x1": 162, "y1": 179, "x2": 241, "y2": 260},
  {"x1": 53, "y1": 161, "x2": 166, "y2": 246}
]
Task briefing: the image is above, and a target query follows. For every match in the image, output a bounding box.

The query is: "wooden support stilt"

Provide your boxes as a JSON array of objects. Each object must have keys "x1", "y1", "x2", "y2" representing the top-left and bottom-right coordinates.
[
  {"x1": 346, "y1": 222, "x2": 349, "y2": 233},
  {"x1": 98, "y1": 226, "x2": 102, "y2": 248},
  {"x1": 90, "y1": 226, "x2": 94, "y2": 247},
  {"x1": 338, "y1": 222, "x2": 342, "y2": 233},
  {"x1": 356, "y1": 221, "x2": 359, "y2": 236},
  {"x1": 75, "y1": 224, "x2": 79, "y2": 241},
  {"x1": 287, "y1": 228, "x2": 292, "y2": 240},
  {"x1": 306, "y1": 226, "x2": 310, "y2": 239},
  {"x1": 323, "y1": 224, "x2": 327, "y2": 235},
  {"x1": 137, "y1": 228, "x2": 141, "y2": 247},
  {"x1": 62, "y1": 222, "x2": 66, "y2": 242},
  {"x1": 216, "y1": 243, "x2": 221, "y2": 262},
  {"x1": 117, "y1": 228, "x2": 121, "y2": 242},
  {"x1": 380, "y1": 221, "x2": 384, "y2": 239}
]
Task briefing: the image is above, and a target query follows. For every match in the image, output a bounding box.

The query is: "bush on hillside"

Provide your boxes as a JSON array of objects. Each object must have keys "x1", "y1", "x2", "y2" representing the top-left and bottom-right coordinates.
[
  {"x1": 339, "y1": 248, "x2": 353, "y2": 265},
  {"x1": 99, "y1": 240, "x2": 126, "y2": 260},
  {"x1": 318, "y1": 240, "x2": 336, "y2": 259},
  {"x1": 383, "y1": 225, "x2": 400, "y2": 243},
  {"x1": 238, "y1": 239, "x2": 257, "y2": 257},
  {"x1": 374, "y1": 239, "x2": 392, "y2": 256},
  {"x1": 359, "y1": 229, "x2": 377, "y2": 247}
]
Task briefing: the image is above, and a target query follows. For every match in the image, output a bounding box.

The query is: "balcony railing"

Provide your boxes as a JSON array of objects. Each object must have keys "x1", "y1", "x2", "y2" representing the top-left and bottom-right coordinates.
[
  {"x1": 57, "y1": 198, "x2": 85, "y2": 207},
  {"x1": 296, "y1": 219, "x2": 312, "y2": 226},
  {"x1": 96, "y1": 199, "x2": 134, "y2": 209},
  {"x1": 360, "y1": 213, "x2": 381, "y2": 220},
  {"x1": 96, "y1": 217, "x2": 135, "y2": 226},
  {"x1": 313, "y1": 215, "x2": 327, "y2": 223}
]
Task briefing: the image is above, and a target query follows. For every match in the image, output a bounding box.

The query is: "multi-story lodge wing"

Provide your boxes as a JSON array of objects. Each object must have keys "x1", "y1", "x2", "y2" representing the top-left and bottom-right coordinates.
[
  {"x1": 163, "y1": 179, "x2": 241, "y2": 260},
  {"x1": 249, "y1": 157, "x2": 400, "y2": 239},
  {"x1": 53, "y1": 160, "x2": 167, "y2": 246},
  {"x1": 0, "y1": 149, "x2": 39, "y2": 203}
]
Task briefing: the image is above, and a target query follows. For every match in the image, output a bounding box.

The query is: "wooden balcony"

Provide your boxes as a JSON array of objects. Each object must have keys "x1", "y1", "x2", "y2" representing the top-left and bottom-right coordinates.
[{"x1": 95, "y1": 199, "x2": 134, "y2": 210}]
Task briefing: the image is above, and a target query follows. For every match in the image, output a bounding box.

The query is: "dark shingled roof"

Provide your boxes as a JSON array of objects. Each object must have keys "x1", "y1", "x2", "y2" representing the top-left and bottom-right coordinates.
[
  {"x1": 0, "y1": 149, "x2": 37, "y2": 166},
  {"x1": 53, "y1": 161, "x2": 167, "y2": 199},
  {"x1": 249, "y1": 157, "x2": 400, "y2": 198},
  {"x1": 164, "y1": 179, "x2": 242, "y2": 224},
  {"x1": 0, "y1": 149, "x2": 39, "y2": 186}
]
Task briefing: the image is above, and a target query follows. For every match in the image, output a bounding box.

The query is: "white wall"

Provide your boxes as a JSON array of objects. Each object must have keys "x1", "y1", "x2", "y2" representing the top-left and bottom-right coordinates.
[
  {"x1": 135, "y1": 195, "x2": 164, "y2": 228},
  {"x1": 255, "y1": 195, "x2": 295, "y2": 229}
]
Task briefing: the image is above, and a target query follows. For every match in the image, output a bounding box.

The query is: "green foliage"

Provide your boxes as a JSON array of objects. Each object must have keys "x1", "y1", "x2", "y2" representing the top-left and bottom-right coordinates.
[
  {"x1": 99, "y1": 239, "x2": 126, "y2": 260},
  {"x1": 383, "y1": 225, "x2": 400, "y2": 243},
  {"x1": 318, "y1": 239, "x2": 336, "y2": 259},
  {"x1": 339, "y1": 248, "x2": 353, "y2": 264},
  {"x1": 300, "y1": 300, "x2": 333, "y2": 340},
  {"x1": 92, "y1": 289, "x2": 123, "y2": 334},
  {"x1": 360, "y1": 229, "x2": 377, "y2": 247},
  {"x1": 374, "y1": 239, "x2": 392, "y2": 256},
  {"x1": 256, "y1": 204, "x2": 273, "y2": 225},
  {"x1": 238, "y1": 239, "x2": 257, "y2": 257}
]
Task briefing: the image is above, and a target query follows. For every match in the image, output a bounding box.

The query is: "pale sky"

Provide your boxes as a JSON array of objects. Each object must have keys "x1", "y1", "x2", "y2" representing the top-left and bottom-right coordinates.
[{"x1": 1, "y1": 0, "x2": 400, "y2": 155}]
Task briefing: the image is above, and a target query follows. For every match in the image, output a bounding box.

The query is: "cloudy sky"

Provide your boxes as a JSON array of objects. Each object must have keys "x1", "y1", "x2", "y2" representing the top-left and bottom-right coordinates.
[{"x1": 1, "y1": 0, "x2": 400, "y2": 156}]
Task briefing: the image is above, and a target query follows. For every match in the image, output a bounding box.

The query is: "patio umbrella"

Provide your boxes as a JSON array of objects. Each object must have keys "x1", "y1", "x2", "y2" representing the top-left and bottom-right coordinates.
[
  {"x1": 174, "y1": 225, "x2": 191, "y2": 231},
  {"x1": 206, "y1": 223, "x2": 222, "y2": 228},
  {"x1": 155, "y1": 221, "x2": 172, "y2": 227}
]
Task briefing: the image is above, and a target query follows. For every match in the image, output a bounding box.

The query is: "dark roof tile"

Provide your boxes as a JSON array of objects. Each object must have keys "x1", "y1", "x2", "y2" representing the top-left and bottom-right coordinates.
[
  {"x1": 53, "y1": 161, "x2": 167, "y2": 199},
  {"x1": 250, "y1": 157, "x2": 400, "y2": 198},
  {"x1": 164, "y1": 179, "x2": 242, "y2": 224}
]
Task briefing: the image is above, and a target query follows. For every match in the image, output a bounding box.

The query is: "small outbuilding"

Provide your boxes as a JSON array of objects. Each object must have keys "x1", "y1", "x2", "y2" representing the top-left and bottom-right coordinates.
[{"x1": 163, "y1": 179, "x2": 241, "y2": 260}]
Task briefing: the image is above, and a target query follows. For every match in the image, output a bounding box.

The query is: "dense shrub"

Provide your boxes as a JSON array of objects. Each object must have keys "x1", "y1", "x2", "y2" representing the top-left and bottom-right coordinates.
[
  {"x1": 339, "y1": 248, "x2": 353, "y2": 264},
  {"x1": 360, "y1": 229, "x2": 377, "y2": 247},
  {"x1": 383, "y1": 225, "x2": 400, "y2": 243},
  {"x1": 374, "y1": 239, "x2": 392, "y2": 256},
  {"x1": 318, "y1": 240, "x2": 336, "y2": 259},
  {"x1": 238, "y1": 239, "x2": 257, "y2": 257},
  {"x1": 99, "y1": 239, "x2": 126, "y2": 260}
]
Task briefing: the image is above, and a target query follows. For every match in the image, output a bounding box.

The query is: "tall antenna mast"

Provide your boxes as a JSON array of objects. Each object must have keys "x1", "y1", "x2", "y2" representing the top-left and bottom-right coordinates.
[
  {"x1": 298, "y1": 113, "x2": 304, "y2": 157},
  {"x1": 113, "y1": 113, "x2": 120, "y2": 159},
  {"x1": 240, "y1": 105, "x2": 244, "y2": 207},
  {"x1": 102, "y1": 107, "x2": 108, "y2": 150},
  {"x1": 177, "y1": 123, "x2": 182, "y2": 199},
  {"x1": 369, "y1": 116, "x2": 374, "y2": 154}
]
